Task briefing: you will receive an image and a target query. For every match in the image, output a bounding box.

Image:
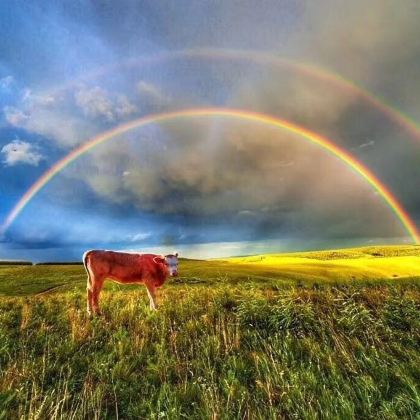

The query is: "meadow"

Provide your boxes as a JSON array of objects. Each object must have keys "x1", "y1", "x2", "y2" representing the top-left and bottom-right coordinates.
[{"x1": 0, "y1": 245, "x2": 419, "y2": 419}]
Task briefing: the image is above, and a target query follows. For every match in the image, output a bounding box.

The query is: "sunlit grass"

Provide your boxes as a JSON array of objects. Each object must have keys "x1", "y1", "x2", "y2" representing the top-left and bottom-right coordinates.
[
  {"x1": 0, "y1": 285, "x2": 419, "y2": 418},
  {"x1": 0, "y1": 245, "x2": 419, "y2": 418}
]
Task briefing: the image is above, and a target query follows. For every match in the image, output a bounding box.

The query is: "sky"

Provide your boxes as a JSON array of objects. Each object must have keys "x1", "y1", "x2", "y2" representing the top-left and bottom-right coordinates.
[{"x1": 0, "y1": 0, "x2": 419, "y2": 261}]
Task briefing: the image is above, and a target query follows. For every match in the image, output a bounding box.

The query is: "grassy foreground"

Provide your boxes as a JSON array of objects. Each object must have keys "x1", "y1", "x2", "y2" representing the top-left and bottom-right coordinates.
[{"x1": 0, "y1": 246, "x2": 419, "y2": 419}]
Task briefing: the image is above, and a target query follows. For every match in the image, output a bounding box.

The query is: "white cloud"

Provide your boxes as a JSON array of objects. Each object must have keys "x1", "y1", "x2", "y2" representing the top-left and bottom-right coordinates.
[
  {"x1": 130, "y1": 232, "x2": 151, "y2": 242},
  {"x1": 4, "y1": 104, "x2": 97, "y2": 147},
  {"x1": 0, "y1": 76, "x2": 14, "y2": 89},
  {"x1": 22, "y1": 88, "x2": 56, "y2": 106},
  {"x1": 75, "y1": 86, "x2": 115, "y2": 121},
  {"x1": 359, "y1": 140, "x2": 375, "y2": 149},
  {"x1": 137, "y1": 81, "x2": 170, "y2": 108},
  {"x1": 74, "y1": 86, "x2": 137, "y2": 121},
  {"x1": 3, "y1": 106, "x2": 28, "y2": 125},
  {"x1": 2, "y1": 81, "x2": 136, "y2": 149},
  {"x1": 1, "y1": 140, "x2": 44, "y2": 166},
  {"x1": 237, "y1": 210, "x2": 256, "y2": 217},
  {"x1": 115, "y1": 94, "x2": 138, "y2": 118}
]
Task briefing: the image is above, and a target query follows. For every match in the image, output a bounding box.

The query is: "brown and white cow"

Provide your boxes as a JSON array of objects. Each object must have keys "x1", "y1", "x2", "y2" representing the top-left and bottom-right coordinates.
[{"x1": 83, "y1": 250, "x2": 178, "y2": 315}]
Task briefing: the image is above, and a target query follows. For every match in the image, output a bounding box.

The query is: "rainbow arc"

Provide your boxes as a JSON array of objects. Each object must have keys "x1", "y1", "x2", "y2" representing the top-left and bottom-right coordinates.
[{"x1": 1, "y1": 108, "x2": 418, "y2": 243}]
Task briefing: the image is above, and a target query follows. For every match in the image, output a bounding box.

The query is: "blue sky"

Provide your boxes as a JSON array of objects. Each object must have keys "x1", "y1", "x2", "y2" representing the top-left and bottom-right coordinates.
[{"x1": 1, "y1": 0, "x2": 419, "y2": 261}]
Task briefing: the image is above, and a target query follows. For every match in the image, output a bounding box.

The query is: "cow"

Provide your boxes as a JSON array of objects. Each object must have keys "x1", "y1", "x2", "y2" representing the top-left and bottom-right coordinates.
[{"x1": 83, "y1": 250, "x2": 178, "y2": 316}]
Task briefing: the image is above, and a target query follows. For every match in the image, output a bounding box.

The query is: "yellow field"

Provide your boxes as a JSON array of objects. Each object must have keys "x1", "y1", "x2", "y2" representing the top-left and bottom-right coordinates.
[{"x1": 221, "y1": 245, "x2": 420, "y2": 282}]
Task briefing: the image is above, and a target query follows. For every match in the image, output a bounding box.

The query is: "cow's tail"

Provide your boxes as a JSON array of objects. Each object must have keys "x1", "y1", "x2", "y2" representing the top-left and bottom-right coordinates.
[{"x1": 83, "y1": 250, "x2": 93, "y2": 291}]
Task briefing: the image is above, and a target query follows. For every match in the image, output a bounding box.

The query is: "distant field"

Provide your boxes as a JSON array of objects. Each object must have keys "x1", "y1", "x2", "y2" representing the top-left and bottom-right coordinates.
[
  {"x1": 222, "y1": 245, "x2": 420, "y2": 284},
  {"x1": 1, "y1": 245, "x2": 420, "y2": 296},
  {"x1": 0, "y1": 245, "x2": 419, "y2": 418}
]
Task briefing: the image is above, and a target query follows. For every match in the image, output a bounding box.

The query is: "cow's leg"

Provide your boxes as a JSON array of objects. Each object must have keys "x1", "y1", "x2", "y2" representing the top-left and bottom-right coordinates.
[
  {"x1": 87, "y1": 287, "x2": 93, "y2": 316},
  {"x1": 144, "y1": 281, "x2": 158, "y2": 310},
  {"x1": 91, "y1": 277, "x2": 105, "y2": 315},
  {"x1": 85, "y1": 257, "x2": 94, "y2": 316}
]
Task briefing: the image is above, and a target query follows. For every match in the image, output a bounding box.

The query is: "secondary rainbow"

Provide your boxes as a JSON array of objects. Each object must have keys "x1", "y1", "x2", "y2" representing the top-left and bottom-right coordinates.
[
  {"x1": 1, "y1": 108, "x2": 418, "y2": 243},
  {"x1": 36, "y1": 49, "x2": 420, "y2": 144},
  {"x1": 43, "y1": 48, "x2": 420, "y2": 143}
]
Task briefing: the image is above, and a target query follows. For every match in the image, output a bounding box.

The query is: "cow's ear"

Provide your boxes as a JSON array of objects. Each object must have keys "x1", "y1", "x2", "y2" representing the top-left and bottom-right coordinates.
[{"x1": 153, "y1": 256, "x2": 165, "y2": 264}]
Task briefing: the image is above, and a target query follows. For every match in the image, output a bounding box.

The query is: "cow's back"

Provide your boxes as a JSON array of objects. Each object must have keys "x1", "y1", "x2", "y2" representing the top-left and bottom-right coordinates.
[
  {"x1": 85, "y1": 250, "x2": 151, "y2": 283},
  {"x1": 85, "y1": 250, "x2": 143, "y2": 282}
]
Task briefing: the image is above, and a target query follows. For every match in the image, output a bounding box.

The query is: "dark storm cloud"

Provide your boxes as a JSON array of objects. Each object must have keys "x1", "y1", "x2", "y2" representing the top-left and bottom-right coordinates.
[
  {"x1": 59, "y1": 119, "x2": 405, "y2": 241},
  {"x1": 222, "y1": 0, "x2": 420, "y2": 225}
]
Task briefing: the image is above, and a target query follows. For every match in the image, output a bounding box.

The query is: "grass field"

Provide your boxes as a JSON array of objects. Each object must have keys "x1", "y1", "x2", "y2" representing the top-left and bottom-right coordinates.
[{"x1": 0, "y1": 245, "x2": 419, "y2": 418}]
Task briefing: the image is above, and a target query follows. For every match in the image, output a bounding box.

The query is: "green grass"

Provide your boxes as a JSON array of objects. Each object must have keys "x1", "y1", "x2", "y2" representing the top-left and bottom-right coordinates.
[{"x1": 0, "y1": 246, "x2": 419, "y2": 418}]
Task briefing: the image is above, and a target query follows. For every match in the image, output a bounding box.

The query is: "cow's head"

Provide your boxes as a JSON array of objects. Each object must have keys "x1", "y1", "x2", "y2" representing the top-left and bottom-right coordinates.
[{"x1": 164, "y1": 253, "x2": 179, "y2": 276}]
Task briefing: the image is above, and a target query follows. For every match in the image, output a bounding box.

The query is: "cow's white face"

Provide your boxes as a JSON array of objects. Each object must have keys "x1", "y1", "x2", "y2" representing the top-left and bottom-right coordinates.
[{"x1": 165, "y1": 253, "x2": 179, "y2": 276}]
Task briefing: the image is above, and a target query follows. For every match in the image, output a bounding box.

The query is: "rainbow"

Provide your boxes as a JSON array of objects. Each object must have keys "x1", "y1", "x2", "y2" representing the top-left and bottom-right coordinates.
[
  {"x1": 41, "y1": 48, "x2": 420, "y2": 143},
  {"x1": 1, "y1": 108, "x2": 418, "y2": 243},
  {"x1": 194, "y1": 48, "x2": 420, "y2": 142}
]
